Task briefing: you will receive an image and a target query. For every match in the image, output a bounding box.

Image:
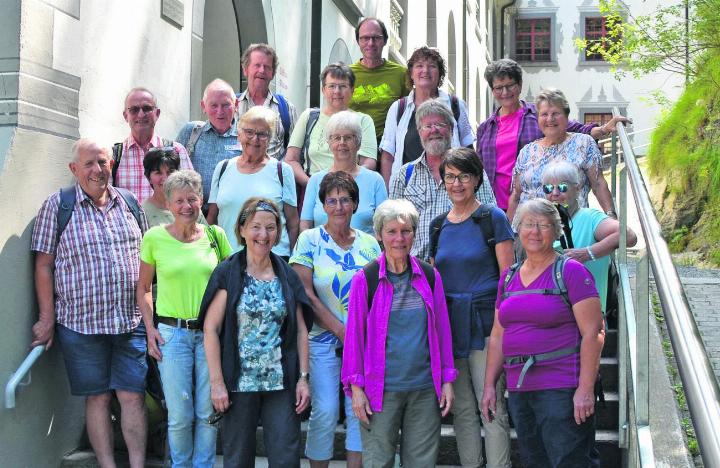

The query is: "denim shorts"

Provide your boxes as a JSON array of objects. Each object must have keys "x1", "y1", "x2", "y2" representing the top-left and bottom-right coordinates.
[{"x1": 57, "y1": 323, "x2": 148, "y2": 396}]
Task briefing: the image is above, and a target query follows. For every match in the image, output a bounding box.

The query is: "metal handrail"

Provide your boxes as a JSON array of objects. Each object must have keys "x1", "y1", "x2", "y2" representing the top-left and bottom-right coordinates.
[
  {"x1": 5, "y1": 345, "x2": 45, "y2": 409},
  {"x1": 612, "y1": 106, "x2": 720, "y2": 466}
]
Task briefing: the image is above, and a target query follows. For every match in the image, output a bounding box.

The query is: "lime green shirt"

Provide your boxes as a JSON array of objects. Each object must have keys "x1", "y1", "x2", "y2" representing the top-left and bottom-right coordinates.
[{"x1": 140, "y1": 225, "x2": 232, "y2": 319}]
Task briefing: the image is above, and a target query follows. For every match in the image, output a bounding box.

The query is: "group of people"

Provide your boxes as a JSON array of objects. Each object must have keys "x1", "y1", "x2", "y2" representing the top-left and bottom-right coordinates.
[{"x1": 29, "y1": 14, "x2": 638, "y2": 468}]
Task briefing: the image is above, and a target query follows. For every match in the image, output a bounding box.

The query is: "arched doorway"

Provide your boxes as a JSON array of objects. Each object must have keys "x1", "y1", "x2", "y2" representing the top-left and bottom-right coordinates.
[{"x1": 328, "y1": 39, "x2": 352, "y2": 65}]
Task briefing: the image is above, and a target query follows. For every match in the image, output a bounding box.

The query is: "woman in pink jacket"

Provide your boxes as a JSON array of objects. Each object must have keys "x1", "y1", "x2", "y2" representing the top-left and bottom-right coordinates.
[{"x1": 341, "y1": 198, "x2": 457, "y2": 468}]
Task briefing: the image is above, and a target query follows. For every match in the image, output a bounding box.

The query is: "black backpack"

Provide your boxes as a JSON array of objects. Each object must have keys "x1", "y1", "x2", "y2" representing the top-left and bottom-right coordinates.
[
  {"x1": 428, "y1": 205, "x2": 498, "y2": 269},
  {"x1": 362, "y1": 258, "x2": 435, "y2": 310}
]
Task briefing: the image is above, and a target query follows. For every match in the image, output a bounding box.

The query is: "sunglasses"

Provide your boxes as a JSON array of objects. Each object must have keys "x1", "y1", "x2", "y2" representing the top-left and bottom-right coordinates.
[
  {"x1": 126, "y1": 105, "x2": 156, "y2": 115},
  {"x1": 542, "y1": 183, "x2": 570, "y2": 194}
]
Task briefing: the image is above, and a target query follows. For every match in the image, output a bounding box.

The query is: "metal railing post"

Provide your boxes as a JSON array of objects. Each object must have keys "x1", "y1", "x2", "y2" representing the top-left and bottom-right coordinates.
[
  {"x1": 5, "y1": 345, "x2": 45, "y2": 409},
  {"x1": 635, "y1": 253, "x2": 650, "y2": 426},
  {"x1": 618, "y1": 165, "x2": 629, "y2": 448},
  {"x1": 611, "y1": 133, "x2": 618, "y2": 198}
]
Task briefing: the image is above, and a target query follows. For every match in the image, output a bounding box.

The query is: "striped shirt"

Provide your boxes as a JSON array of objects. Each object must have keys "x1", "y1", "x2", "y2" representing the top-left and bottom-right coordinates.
[
  {"x1": 31, "y1": 184, "x2": 148, "y2": 335},
  {"x1": 236, "y1": 90, "x2": 298, "y2": 160},
  {"x1": 113, "y1": 134, "x2": 193, "y2": 203},
  {"x1": 389, "y1": 152, "x2": 496, "y2": 262}
]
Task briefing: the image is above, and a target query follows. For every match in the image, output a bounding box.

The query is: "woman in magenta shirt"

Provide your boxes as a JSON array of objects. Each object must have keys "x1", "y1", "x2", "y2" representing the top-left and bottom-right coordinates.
[{"x1": 341, "y1": 198, "x2": 456, "y2": 468}]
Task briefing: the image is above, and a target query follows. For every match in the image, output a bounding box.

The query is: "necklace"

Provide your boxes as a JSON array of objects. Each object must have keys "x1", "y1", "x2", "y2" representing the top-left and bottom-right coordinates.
[{"x1": 448, "y1": 201, "x2": 479, "y2": 223}]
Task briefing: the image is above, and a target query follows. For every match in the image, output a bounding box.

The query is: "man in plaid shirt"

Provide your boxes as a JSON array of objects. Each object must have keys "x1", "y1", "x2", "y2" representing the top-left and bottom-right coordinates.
[
  {"x1": 115, "y1": 87, "x2": 193, "y2": 203},
  {"x1": 389, "y1": 99, "x2": 496, "y2": 262},
  {"x1": 31, "y1": 138, "x2": 149, "y2": 468}
]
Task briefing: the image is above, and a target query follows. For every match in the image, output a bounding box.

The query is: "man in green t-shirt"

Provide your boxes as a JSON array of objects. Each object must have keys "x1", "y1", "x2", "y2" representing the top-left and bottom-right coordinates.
[{"x1": 349, "y1": 18, "x2": 409, "y2": 151}]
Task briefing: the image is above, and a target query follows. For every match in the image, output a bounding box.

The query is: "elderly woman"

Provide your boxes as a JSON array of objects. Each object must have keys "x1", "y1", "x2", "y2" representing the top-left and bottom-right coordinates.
[
  {"x1": 481, "y1": 198, "x2": 605, "y2": 467},
  {"x1": 428, "y1": 147, "x2": 514, "y2": 468},
  {"x1": 542, "y1": 161, "x2": 637, "y2": 313},
  {"x1": 207, "y1": 105, "x2": 298, "y2": 259},
  {"x1": 285, "y1": 63, "x2": 378, "y2": 191},
  {"x1": 290, "y1": 172, "x2": 382, "y2": 468},
  {"x1": 137, "y1": 169, "x2": 233, "y2": 467},
  {"x1": 300, "y1": 111, "x2": 387, "y2": 235},
  {"x1": 142, "y1": 147, "x2": 207, "y2": 227},
  {"x1": 342, "y1": 198, "x2": 456, "y2": 468},
  {"x1": 380, "y1": 46, "x2": 474, "y2": 185},
  {"x1": 506, "y1": 88, "x2": 616, "y2": 223},
  {"x1": 200, "y1": 197, "x2": 313, "y2": 467},
  {"x1": 477, "y1": 59, "x2": 629, "y2": 211}
]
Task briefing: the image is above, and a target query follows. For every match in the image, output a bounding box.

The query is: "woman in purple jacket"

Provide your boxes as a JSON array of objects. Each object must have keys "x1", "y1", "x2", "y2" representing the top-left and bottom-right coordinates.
[{"x1": 341, "y1": 198, "x2": 457, "y2": 468}]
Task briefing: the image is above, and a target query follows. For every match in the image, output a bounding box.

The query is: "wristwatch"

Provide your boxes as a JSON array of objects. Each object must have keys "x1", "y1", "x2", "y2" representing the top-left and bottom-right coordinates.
[
  {"x1": 605, "y1": 209, "x2": 617, "y2": 219},
  {"x1": 299, "y1": 372, "x2": 310, "y2": 381}
]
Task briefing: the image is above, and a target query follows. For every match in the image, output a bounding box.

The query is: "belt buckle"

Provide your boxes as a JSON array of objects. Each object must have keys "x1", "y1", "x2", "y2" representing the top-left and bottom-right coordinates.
[{"x1": 185, "y1": 319, "x2": 198, "y2": 330}]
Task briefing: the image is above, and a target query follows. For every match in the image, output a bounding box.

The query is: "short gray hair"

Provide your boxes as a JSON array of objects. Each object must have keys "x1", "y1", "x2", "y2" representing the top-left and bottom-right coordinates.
[
  {"x1": 202, "y1": 78, "x2": 235, "y2": 102},
  {"x1": 541, "y1": 161, "x2": 580, "y2": 186},
  {"x1": 513, "y1": 198, "x2": 564, "y2": 239},
  {"x1": 325, "y1": 110, "x2": 362, "y2": 145},
  {"x1": 163, "y1": 169, "x2": 203, "y2": 201},
  {"x1": 415, "y1": 99, "x2": 454, "y2": 132},
  {"x1": 72, "y1": 138, "x2": 109, "y2": 163},
  {"x1": 484, "y1": 59, "x2": 523, "y2": 88},
  {"x1": 372, "y1": 199, "x2": 419, "y2": 237},
  {"x1": 238, "y1": 105, "x2": 277, "y2": 138},
  {"x1": 535, "y1": 87, "x2": 570, "y2": 117}
]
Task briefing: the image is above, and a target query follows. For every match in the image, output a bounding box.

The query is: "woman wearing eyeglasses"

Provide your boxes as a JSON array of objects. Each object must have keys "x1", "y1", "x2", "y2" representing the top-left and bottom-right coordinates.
[
  {"x1": 481, "y1": 198, "x2": 605, "y2": 468},
  {"x1": 300, "y1": 111, "x2": 387, "y2": 235},
  {"x1": 207, "y1": 106, "x2": 298, "y2": 260},
  {"x1": 290, "y1": 171, "x2": 382, "y2": 468},
  {"x1": 380, "y1": 46, "x2": 475, "y2": 186},
  {"x1": 477, "y1": 59, "x2": 628, "y2": 213},
  {"x1": 541, "y1": 161, "x2": 637, "y2": 315},
  {"x1": 427, "y1": 148, "x2": 514, "y2": 468}
]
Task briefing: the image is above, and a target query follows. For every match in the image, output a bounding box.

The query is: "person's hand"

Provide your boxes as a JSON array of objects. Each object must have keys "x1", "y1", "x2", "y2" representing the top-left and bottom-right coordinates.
[
  {"x1": 603, "y1": 116, "x2": 633, "y2": 134},
  {"x1": 31, "y1": 319, "x2": 55, "y2": 350},
  {"x1": 295, "y1": 378, "x2": 311, "y2": 414},
  {"x1": 211, "y1": 381, "x2": 230, "y2": 413},
  {"x1": 351, "y1": 386, "x2": 373, "y2": 425},
  {"x1": 563, "y1": 247, "x2": 590, "y2": 263},
  {"x1": 440, "y1": 382, "x2": 454, "y2": 417},
  {"x1": 573, "y1": 386, "x2": 595, "y2": 425},
  {"x1": 480, "y1": 384, "x2": 497, "y2": 423},
  {"x1": 336, "y1": 324, "x2": 347, "y2": 344},
  {"x1": 145, "y1": 326, "x2": 165, "y2": 361}
]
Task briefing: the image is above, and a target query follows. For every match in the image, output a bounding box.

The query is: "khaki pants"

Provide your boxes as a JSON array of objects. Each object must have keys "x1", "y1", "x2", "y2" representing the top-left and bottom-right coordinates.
[{"x1": 452, "y1": 349, "x2": 511, "y2": 468}]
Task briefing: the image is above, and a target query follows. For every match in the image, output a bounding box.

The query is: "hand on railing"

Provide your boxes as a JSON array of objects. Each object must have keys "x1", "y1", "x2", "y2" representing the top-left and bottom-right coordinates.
[
  {"x1": 30, "y1": 319, "x2": 54, "y2": 350},
  {"x1": 601, "y1": 115, "x2": 633, "y2": 136}
]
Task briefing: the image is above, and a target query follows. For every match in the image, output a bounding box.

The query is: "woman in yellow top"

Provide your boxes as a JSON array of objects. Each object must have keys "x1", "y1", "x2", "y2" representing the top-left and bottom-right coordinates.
[{"x1": 136, "y1": 169, "x2": 232, "y2": 467}]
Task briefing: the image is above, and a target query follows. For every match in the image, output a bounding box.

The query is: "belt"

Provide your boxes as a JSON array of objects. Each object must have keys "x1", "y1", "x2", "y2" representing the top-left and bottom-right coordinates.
[
  {"x1": 157, "y1": 316, "x2": 201, "y2": 330},
  {"x1": 505, "y1": 345, "x2": 580, "y2": 388}
]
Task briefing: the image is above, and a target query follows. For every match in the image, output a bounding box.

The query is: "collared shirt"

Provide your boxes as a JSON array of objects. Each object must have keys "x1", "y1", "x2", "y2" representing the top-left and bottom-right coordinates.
[
  {"x1": 380, "y1": 89, "x2": 475, "y2": 178},
  {"x1": 114, "y1": 134, "x2": 193, "y2": 204},
  {"x1": 389, "y1": 153, "x2": 496, "y2": 262},
  {"x1": 31, "y1": 184, "x2": 148, "y2": 335},
  {"x1": 176, "y1": 120, "x2": 241, "y2": 205},
  {"x1": 477, "y1": 100, "x2": 598, "y2": 187},
  {"x1": 236, "y1": 89, "x2": 298, "y2": 160},
  {"x1": 341, "y1": 253, "x2": 457, "y2": 412}
]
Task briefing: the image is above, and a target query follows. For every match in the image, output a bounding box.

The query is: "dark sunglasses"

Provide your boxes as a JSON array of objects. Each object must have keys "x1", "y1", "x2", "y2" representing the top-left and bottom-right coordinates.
[
  {"x1": 542, "y1": 183, "x2": 569, "y2": 194},
  {"x1": 126, "y1": 105, "x2": 156, "y2": 115}
]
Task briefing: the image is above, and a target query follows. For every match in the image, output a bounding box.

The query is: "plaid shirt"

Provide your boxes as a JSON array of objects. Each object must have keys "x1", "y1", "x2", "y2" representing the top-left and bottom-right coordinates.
[
  {"x1": 389, "y1": 153, "x2": 496, "y2": 262},
  {"x1": 113, "y1": 134, "x2": 193, "y2": 204},
  {"x1": 31, "y1": 184, "x2": 148, "y2": 335},
  {"x1": 476, "y1": 100, "x2": 597, "y2": 186},
  {"x1": 236, "y1": 90, "x2": 298, "y2": 160}
]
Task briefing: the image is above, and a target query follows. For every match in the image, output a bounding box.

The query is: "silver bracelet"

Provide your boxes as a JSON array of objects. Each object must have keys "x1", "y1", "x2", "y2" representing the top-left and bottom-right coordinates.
[{"x1": 586, "y1": 246, "x2": 596, "y2": 261}]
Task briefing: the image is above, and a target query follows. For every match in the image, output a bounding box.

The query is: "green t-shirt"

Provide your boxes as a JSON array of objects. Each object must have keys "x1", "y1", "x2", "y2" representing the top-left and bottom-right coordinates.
[
  {"x1": 288, "y1": 109, "x2": 378, "y2": 175},
  {"x1": 140, "y1": 225, "x2": 233, "y2": 319},
  {"x1": 349, "y1": 60, "x2": 409, "y2": 143}
]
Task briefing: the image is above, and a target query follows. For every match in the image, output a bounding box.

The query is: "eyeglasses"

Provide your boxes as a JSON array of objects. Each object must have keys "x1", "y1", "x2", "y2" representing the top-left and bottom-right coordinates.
[
  {"x1": 324, "y1": 83, "x2": 351, "y2": 92},
  {"x1": 329, "y1": 135, "x2": 356, "y2": 143},
  {"x1": 325, "y1": 197, "x2": 353, "y2": 207},
  {"x1": 542, "y1": 183, "x2": 570, "y2": 194},
  {"x1": 539, "y1": 112, "x2": 565, "y2": 121},
  {"x1": 126, "y1": 105, "x2": 156, "y2": 115},
  {"x1": 420, "y1": 122, "x2": 450, "y2": 131},
  {"x1": 241, "y1": 128, "x2": 271, "y2": 141},
  {"x1": 491, "y1": 83, "x2": 518, "y2": 94},
  {"x1": 359, "y1": 35, "x2": 384, "y2": 43},
  {"x1": 519, "y1": 222, "x2": 554, "y2": 232},
  {"x1": 443, "y1": 173, "x2": 473, "y2": 184}
]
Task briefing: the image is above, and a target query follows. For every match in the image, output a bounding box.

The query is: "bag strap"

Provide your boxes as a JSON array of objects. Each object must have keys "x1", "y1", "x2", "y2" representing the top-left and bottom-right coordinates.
[
  {"x1": 204, "y1": 225, "x2": 223, "y2": 263},
  {"x1": 276, "y1": 160, "x2": 284, "y2": 188},
  {"x1": 218, "y1": 159, "x2": 230, "y2": 183},
  {"x1": 185, "y1": 122, "x2": 205, "y2": 160},
  {"x1": 404, "y1": 162, "x2": 415, "y2": 185},
  {"x1": 299, "y1": 108, "x2": 321, "y2": 175},
  {"x1": 396, "y1": 97, "x2": 407, "y2": 125},
  {"x1": 500, "y1": 256, "x2": 570, "y2": 308},
  {"x1": 275, "y1": 94, "x2": 291, "y2": 150},
  {"x1": 428, "y1": 205, "x2": 496, "y2": 262},
  {"x1": 111, "y1": 142, "x2": 123, "y2": 185},
  {"x1": 114, "y1": 187, "x2": 144, "y2": 233},
  {"x1": 450, "y1": 95, "x2": 460, "y2": 123},
  {"x1": 363, "y1": 257, "x2": 435, "y2": 310}
]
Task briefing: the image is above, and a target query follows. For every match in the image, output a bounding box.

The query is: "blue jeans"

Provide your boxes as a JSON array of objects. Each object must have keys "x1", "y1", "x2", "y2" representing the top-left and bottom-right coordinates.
[
  {"x1": 157, "y1": 324, "x2": 216, "y2": 468},
  {"x1": 508, "y1": 389, "x2": 600, "y2": 468},
  {"x1": 305, "y1": 340, "x2": 362, "y2": 460}
]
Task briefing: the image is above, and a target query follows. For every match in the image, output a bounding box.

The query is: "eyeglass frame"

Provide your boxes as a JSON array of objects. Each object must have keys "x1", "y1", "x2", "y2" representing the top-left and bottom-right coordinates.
[
  {"x1": 491, "y1": 82, "x2": 519, "y2": 94},
  {"x1": 542, "y1": 182, "x2": 570, "y2": 195},
  {"x1": 240, "y1": 128, "x2": 271, "y2": 141},
  {"x1": 126, "y1": 105, "x2": 157, "y2": 115},
  {"x1": 443, "y1": 173, "x2": 473, "y2": 184}
]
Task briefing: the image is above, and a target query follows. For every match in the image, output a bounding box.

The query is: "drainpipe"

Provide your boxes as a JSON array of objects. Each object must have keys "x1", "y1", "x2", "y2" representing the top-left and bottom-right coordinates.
[
  {"x1": 499, "y1": 0, "x2": 517, "y2": 59},
  {"x1": 310, "y1": 0, "x2": 322, "y2": 107},
  {"x1": 463, "y1": 0, "x2": 469, "y2": 101}
]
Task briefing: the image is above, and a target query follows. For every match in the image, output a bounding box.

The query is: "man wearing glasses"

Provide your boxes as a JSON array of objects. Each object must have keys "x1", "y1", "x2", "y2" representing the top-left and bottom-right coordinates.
[
  {"x1": 349, "y1": 17, "x2": 409, "y2": 148},
  {"x1": 115, "y1": 87, "x2": 193, "y2": 203}
]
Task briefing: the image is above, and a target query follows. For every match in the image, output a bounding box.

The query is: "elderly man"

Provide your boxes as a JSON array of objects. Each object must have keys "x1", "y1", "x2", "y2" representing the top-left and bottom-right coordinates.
[
  {"x1": 31, "y1": 138, "x2": 149, "y2": 468},
  {"x1": 349, "y1": 17, "x2": 409, "y2": 146},
  {"x1": 236, "y1": 43, "x2": 297, "y2": 160},
  {"x1": 389, "y1": 100, "x2": 496, "y2": 262},
  {"x1": 114, "y1": 87, "x2": 193, "y2": 203},
  {"x1": 176, "y1": 79, "x2": 240, "y2": 210}
]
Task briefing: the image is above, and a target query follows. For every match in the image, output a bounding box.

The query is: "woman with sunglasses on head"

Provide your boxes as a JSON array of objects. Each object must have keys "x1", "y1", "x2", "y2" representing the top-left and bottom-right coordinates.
[
  {"x1": 477, "y1": 59, "x2": 629, "y2": 213},
  {"x1": 380, "y1": 46, "x2": 475, "y2": 186},
  {"x1": 207, "y1": 106, "x2": 298, "y2": 260},
  {"x1": 290, "y1": 171, "x2": 382, "y2": 468},
  {"x1": 541, "y1": 161, "x2": 637, "y2": 315}
]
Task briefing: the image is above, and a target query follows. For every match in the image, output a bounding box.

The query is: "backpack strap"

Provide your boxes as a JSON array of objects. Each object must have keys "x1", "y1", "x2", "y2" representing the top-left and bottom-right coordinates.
[
  {"x1": 276, "y1": 160, "x2": 284, "y2": 188},
  {"x1": 56, "y1": 186, "x2": 77, "y2": 246},
  {"x1": 299, "y1": 108, "x2": 321, "y2": 176},
  {"x1": 553, "y1": 255, "x2": 571, "y2": 308},
  {"x1": 275, "y1": 94, "x2": 291, "y2": 150},
  {"x1": 450, "y1": 95, "x2": 460, "y2": 123},
  {"x1": 417, "y1": 259, "x2": 436, "y2": 291},
  {"x1": 218, "y1": 159, "x2": 230, "y2": 183},
  {"x1": 204, "y1": 224, "x2": 223, "y2": 263},
  {"x1": 362, "y1": 257, "x2": 435, "y2": 310},
  {"x1": 428, "y1": 211, "x2": 449, "y2": 260},
  {"x1": 500, "y1": 256, "x2": 571, "y2": 308},
  {"x1": 396, "y1": 97, "x2": 407, "y2": 125},
  {"x1": 185, "y1": 122, "x2": 205, "y2": 160},
  {"x1": 111, "y1": 142, "x2": 123, "y2": 185},
  {"x1": 404, "y1": 162, "x2": 416, "y2": 185},
  {"x1": 114, "y1": 187, "x2": 144, "y2": 233}
]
